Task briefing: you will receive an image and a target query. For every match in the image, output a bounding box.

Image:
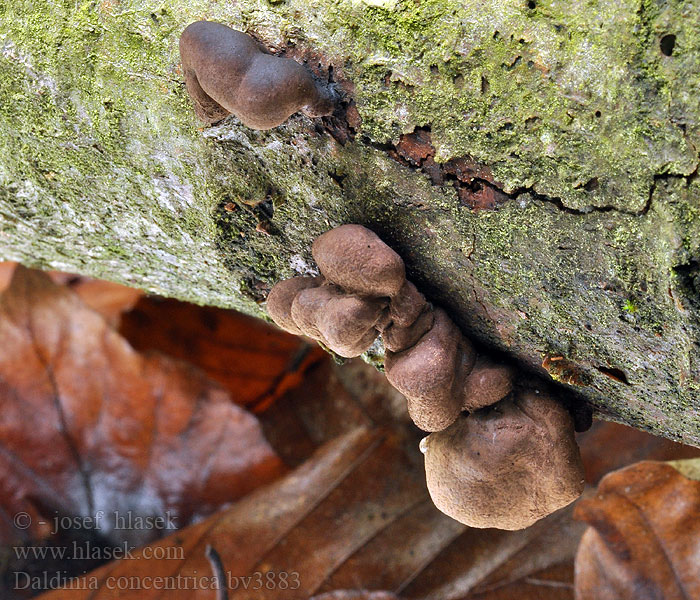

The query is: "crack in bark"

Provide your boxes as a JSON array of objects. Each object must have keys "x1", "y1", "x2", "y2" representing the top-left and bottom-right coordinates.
[{"x1": 368, "y1": 125, "x2": 699, "y2": 217}]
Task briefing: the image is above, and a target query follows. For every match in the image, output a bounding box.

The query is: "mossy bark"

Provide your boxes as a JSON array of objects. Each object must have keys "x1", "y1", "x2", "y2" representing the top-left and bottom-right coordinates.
[{"x1": 1, "y1": 0, "x2": 698, "y2": 444}]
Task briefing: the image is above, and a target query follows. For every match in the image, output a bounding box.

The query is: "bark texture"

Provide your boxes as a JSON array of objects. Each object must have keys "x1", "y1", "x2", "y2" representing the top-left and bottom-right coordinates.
[{"x1": 1, "y1": 1, "x2": 698, "y2": 443}]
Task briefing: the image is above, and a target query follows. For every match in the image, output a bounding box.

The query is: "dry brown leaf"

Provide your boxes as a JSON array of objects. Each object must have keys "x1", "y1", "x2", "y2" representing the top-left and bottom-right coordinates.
[
  {"x1": 36, "y1": 425, "x2": 592, "y2": 600},
  {"x1": 577, "y1": 421, "x2": 699, "y2": 484},
  {"x1": 667, "y1": 457, "x2": 700, "y2": 480},
  {"x1": 0, "y1": 262, "x2": 16, "y2": 291},
  {"x1": 463, "y1": 563, "x2": 575, "y2": 600},
  {"x1": 3, "y1": 271, "x2": 693, "y2": 600},
  {"x1": 0, "y1": 266, "x2": 284, "y2": 547},
  {"x1": 0, "y1": 262, "x2": 142, "y2": 326},
  {"x1": 37, "y1": 428, "x2": 396, "y2": 599},
  {"x1": 257, "y1": 357, "x2": 413, "y2": 468},
  {"x1": 119, "y1": 297, "x2": 326, "y2": 410},
  {"x1": 66, "y1": 278, "x2": 143, "y2": 327},
  {"x1": 33, "y1": 400, "x2": 700, "y2": 600},
  {"x1": 455, "y1": 508, "x2": 585, "y2": 599},
  {"x1": 574, "y1": 460, "x2": 700, "y2": 600},
  {"x1": 253, "y1": 371, "x2": 700, "y2": 600},
  {"x1": 310, "y1": 593, "x2": 401, "y2": 600}
]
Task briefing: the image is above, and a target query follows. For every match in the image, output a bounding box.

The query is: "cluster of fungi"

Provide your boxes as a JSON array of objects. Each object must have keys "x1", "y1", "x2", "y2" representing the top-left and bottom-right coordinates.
[
  {"x1": 179, "y1": 23, "x2": 585, "y2": 530},
  {"x1": 268, "y1": 226, "x2": 585, "y2": 530}
]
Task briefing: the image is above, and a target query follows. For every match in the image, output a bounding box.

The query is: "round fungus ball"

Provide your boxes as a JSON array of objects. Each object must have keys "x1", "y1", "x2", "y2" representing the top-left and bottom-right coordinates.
[
  {"x1": 314, "y1": 291, "x2": 386, "y2": 357},
  {"x1": 268, "y1": 279, "x2": 385, "y2": 358},
  {"x1": 266, "y1": 276, "x2": 321, "y2": 335},
  {"x1": 312, "y1": 225, "x2": 406, "y2": 298},
  {"x1": 423, "y1": 391, "x2": 585, "y2": 530},
  {"x1": 461, "y1": 356, "x2": 514, "y2": 412}
]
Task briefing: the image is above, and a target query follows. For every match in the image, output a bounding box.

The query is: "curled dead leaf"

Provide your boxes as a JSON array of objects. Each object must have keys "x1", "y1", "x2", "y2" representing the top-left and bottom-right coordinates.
[
  {"x1": 119, "y1": 297, "x2": 326, "y2": 410},
  {"x1": 574, "y1": 460, "x2": 700, "y2": 600},
  {"x1": 0, "y1": 262, "x2": 142, "y2": 326},
  {"x1": 0, "y1": 266, "x2": 284, "y2": 548},
  {"x1": 38, "y1": 424, "x2": 588, "y2": 600}
]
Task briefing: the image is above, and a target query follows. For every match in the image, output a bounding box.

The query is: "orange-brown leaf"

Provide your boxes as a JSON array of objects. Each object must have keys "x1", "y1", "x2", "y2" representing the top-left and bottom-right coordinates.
[
  {"x1": 574, "y1": 460, "x2": 700, "y2": 600},
  {"x1": 0, "y1": 262, "x2": 143, "y2": 326},
  {"x1": 0, "y1": 266, "x2": 283, "y2": 546},
  {"x1": 578, "y1": 421, "x2": 699, "y2": 484},
  {"x1": 119, "y1": 297, "x2": 326, "y2": 410}
]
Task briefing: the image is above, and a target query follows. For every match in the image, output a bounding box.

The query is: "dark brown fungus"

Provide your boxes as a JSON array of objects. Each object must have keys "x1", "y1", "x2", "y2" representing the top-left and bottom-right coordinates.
[
  {"x1": 179, "y1": 21, "x2": 336, "y2": 128},
  {"x1": 267, "y1": 225, "x2": 522, "y2": 429},
  {"x1": 289, "y1": 285, "x2": 342, "y2": 342},
  {"x1": 288, "y1": 285, "x2": 385, "y2": 358},
  {"x1": 384, "y1": 308, "x2": 474, "y2": 432},
  {"x1": 312, "y1": 225, "x2": 406, "y2": 298},
  {"x1": 389, "y1": 280, "x2": 429, "y2": 327},
  {"x1": 382, "y1": 307, "x2": 434, "y2": 352},
  {"x1": 266, "y1": 276, "x2": 321, "y2": 335},
  {"x1": 461, "y1": 356, "x2": 514, "y2": 412},
  {"x1": 316, "y1": 293, "x2": 386, "y2": 358},
  {"x1": 423, "y1": 391, "x2": 585, "y2": 529}
]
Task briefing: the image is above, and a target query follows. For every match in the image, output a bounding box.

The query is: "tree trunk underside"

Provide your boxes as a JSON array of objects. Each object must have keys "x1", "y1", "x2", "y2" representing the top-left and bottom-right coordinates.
[{"x1": 1, "y1": 0, "x2": 699, "y2": 444}]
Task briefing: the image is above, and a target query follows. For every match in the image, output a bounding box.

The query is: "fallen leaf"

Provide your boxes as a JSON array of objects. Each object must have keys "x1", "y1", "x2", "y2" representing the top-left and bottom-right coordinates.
[
  {"x1": 0, "y1": 262, "x2": 142, "y2": 326},
  {"x1": 574, "y1": 460, "x2": 700, "y2": 600},
  {"x1": 65, "y1": 277, "x2": 143, "y2": 327},
  {"x1": 119, "y1": 297, "x2": 326, "y2": 410},
  {"x1": 0, "y1": 262, "x2": 15, "y2": 291},
  {"x1": 453, "y1": 510, "x2": 584, "y2": 599},
  {"x1": 33, "y1": 407, "x2": 700, "y2": 600},
  {"x1": 0, "y1": 266, "x2": 284, "y2": 549},
  {"x1": 4, "y1": 269, "x2": 693, "y2": 600},
  {"x1": 310, "y1": 593, "x2": 401, "y2": 600},
  {"x1": 667, "y1": 457, "x2": 700, "y2": 480},
  {"x1": 577, "y1": 421, "x2": 699, "y2": 483},
  {"x1": 462, "y1": 563, "x2": 575, "y2": 600},
  {"x1": 37, "y1": 425, "x2": 590, "y2": 600},
  {"x1": 397, "y1": 502, "x2": 582, "y2": 600},
  {"x1": 257, "y1": 357, "x2": 412, "y2": 467}
]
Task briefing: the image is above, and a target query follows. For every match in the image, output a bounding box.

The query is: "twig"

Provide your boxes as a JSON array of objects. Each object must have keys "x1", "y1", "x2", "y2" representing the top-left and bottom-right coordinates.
[{"x1": 205, "y1": 544, "x2": 229, "y2": 600}]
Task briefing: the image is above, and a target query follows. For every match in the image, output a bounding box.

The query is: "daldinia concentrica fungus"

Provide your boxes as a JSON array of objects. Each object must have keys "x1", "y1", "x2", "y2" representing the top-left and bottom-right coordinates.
[
  {"x1": 179, "y1": 21, "x2": 336, "y2": 128},
  {"x1": 384, "y1": 308, "x2": 473, "y2": 432},
  {"x1": 266, "y1": 276, "x2": 321, "y2": 335},
  {"x1": 311, "y1": 225, "x2": 406, "y2": 298},
  {"x1": 423, "y1": 391, "x2": 585, "y2": 530},
  {"x1": 267, "y1": 224, "x2": 586, "y2": 529}
]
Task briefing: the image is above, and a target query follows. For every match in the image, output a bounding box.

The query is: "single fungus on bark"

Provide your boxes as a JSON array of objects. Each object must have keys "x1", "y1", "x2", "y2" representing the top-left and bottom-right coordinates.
[
  {"x1": 266, "y1": 276, "x2": 321, "y2": 335},
  {"x1": 422, "y1": 391, "x2": 585, "y2": 530},
  {"x1": 311, "y1": 224, "x2": 406, "y2": 298},
  {"x1": 266, "y1": 224, "x2": 586, "y2": 529},
  {"x1": 384, "y1": 307, "x2": 473, "y2": 432},
  {"x1": 179, "y1": 21, "x2": 336, "y2": 129}
]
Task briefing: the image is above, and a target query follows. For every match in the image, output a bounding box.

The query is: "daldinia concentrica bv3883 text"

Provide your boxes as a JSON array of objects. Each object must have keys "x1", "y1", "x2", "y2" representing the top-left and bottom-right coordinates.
[{"x1": 267, "y1": 225, "x2": 586, "y2": 530}]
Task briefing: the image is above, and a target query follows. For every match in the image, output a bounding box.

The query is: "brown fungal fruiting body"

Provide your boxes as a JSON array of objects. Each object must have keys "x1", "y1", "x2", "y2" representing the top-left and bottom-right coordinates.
[
  {"x1": 179, "y1": 21, "x2": 336, "y2": 128},
  {"x1": 267, "y1": 224, "x2": 585, "y2": 529},
  {"x1": 385, "y1": 308, "x2": 472, "y2": 431},
  {"x1": 312, "y1": 224, "x2": 406, "y2": 297},
  {"x1": 268, "y1": 224, "x2": 512, "y2": 431},
  {"x1": 423, "y1": 392, "x2": 585, "y2": 529}
]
